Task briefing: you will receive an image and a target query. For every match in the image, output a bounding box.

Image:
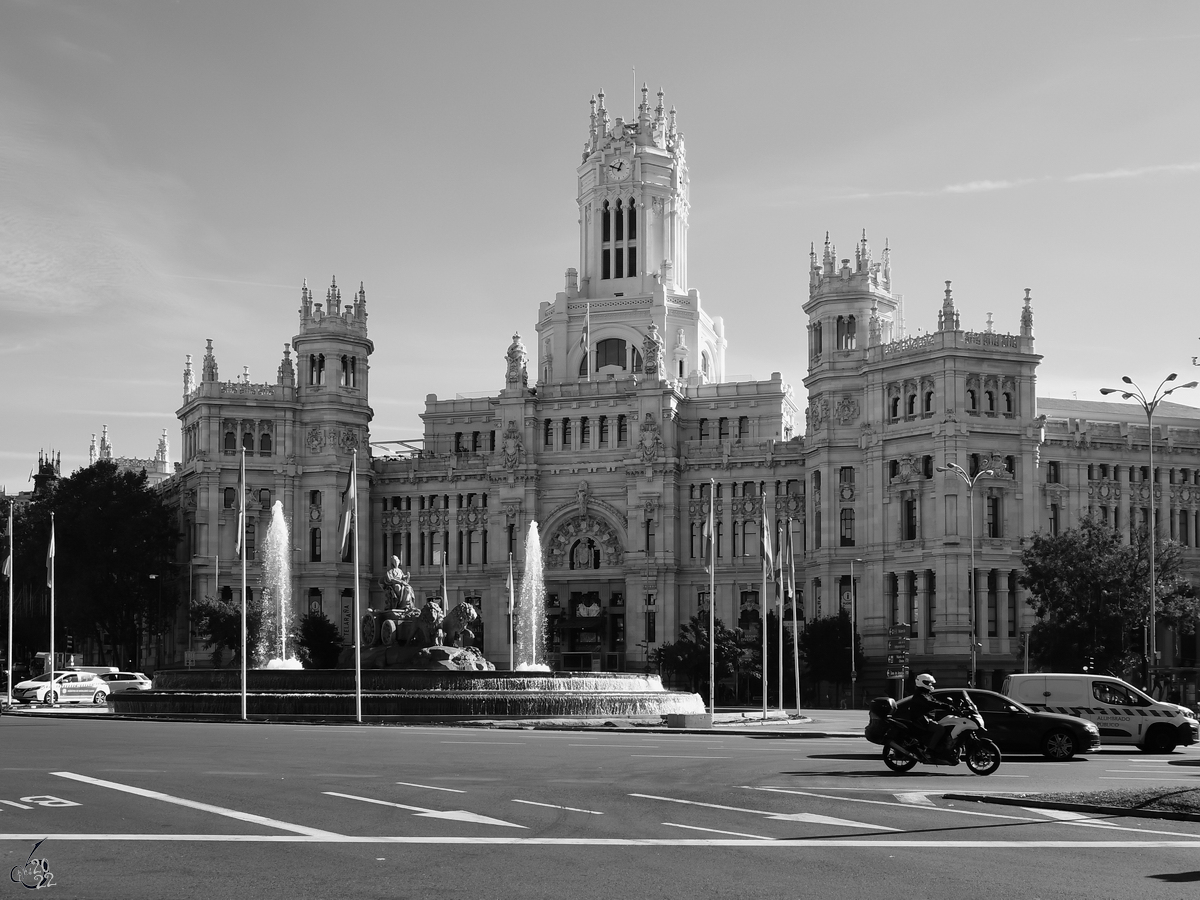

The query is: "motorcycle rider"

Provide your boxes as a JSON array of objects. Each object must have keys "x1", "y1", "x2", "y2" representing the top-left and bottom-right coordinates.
[{"x1": 906, "y1": 673, "x2": 956, "y2": 758}]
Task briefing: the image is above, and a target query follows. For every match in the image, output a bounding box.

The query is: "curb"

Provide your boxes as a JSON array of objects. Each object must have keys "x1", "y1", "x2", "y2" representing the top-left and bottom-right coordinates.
[{"x1": 943, "y1": 792, "x2": 1200, "y2": 823}]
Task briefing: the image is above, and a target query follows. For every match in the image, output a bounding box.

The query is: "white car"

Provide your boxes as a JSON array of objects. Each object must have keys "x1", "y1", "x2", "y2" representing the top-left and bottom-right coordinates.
[
  {"x1": 99, "y1": 671, "x2": 153, "y2": 693},
  {"x1": 12, "y1": 671, "x2": 111, "y2": 705}
]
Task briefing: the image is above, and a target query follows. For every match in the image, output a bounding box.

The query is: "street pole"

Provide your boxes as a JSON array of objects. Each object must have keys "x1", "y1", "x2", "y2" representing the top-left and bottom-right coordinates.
[
  {"x1": 936, "y1": 459, "x2": 999, "y2": 688},
  {"x1": 849, "y1": 558, "x2": 862, "y2": 708},
  {"x1": 1100, "y1": 374, "x2": 1198, "y2": 689}
]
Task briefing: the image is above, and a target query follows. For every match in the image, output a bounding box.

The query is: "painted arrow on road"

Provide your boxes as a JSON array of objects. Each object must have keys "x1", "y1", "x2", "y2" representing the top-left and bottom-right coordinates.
[
  {"x1": 630, "y1": 793, "x2": 898, "y2": 832},
  {"x1": 324, "y1": 792, "x2": 527, "y2": 829}
]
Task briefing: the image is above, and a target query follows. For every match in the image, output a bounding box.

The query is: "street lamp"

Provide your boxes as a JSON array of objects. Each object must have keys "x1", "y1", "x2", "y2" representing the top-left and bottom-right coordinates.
[
  {"x1": 849, "y1": 557, "x2": 863, "y2": 708},
  {"x1": 1100, "y1": 373, "x2": 1198, "y2": 683},
  {"x1": 936, "y1": 456, "x2": 999, "y2": 687}
]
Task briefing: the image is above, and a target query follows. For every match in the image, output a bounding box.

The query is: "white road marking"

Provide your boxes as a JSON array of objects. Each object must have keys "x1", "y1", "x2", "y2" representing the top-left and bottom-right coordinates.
[
  {"x1": 1104, "y1": 770, "x2": 1196, "y2": 774},
  {"x1": 2, "y1": 833, "x2": 1199, "y2": 847},
  {"x1": 895, "y1": 792, "x2": 935, "y2": 806},
  {"x1": 439, "y1": 741, "x2": 527, "y2": 746},
  {"x1": 746, "y1": 787, "x2": 1037, "y2": 821},
  {"x1": 1026, "y1": 808, "x2": 1096, "y2": 821},
  {"x1": 1100, "y1": 776, "x2": 1196, "y2": 781},
  {"x1": 630, "y1": 792, "x2": 897, "y2": 831},
  {"x1": 630, "y1": 755, "x2": 732, "y2": 759},
  {"x1": 662, "y1": 823, "x2": 773, "y2": 840},
  {"x1": 52, "y1": 772, "x2": 339, "y2": 837},
  {"x1": 0, "y1": 801, "x2": 34, "y2": 810},
  {"x1": 568, "y1": 744, "x2": 655, "y2": 748},
  {"x1": 324, "y1": 791, "x2": 526, "y2": 829},
  {"x1": 395, "y1": 782, "x2": 465, "y2": 793},
  {"x1": 511, "y1": 800, "x2": 603, "y2": 815}
]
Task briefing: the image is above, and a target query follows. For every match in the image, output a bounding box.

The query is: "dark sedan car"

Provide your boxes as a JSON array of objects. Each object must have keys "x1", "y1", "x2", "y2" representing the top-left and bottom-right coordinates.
[{"x1": 897, "y1": 688, "x2": 1101, "y2": 759}]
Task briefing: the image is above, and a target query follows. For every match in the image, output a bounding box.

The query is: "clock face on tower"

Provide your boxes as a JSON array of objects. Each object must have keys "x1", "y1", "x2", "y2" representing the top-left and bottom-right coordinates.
[{"x1": 607, "y1": 157, "x2": 630, "y2": 181}]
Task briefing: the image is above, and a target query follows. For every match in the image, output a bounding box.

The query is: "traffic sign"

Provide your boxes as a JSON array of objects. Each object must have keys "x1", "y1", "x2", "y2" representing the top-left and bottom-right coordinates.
[{"x1": 887, "y1": 666, "x2": 909, "y2": 679}]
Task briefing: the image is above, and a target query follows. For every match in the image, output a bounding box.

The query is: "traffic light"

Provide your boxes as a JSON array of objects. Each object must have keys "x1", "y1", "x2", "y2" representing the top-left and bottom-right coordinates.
[{"x1": 65, "y1": 634, "x2": 74, "y2": 652}]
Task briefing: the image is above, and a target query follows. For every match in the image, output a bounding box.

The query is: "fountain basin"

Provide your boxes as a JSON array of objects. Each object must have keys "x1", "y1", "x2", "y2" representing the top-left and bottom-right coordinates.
[{"x1": 109, "y1": 669, "x2": 706, "y2": 721}]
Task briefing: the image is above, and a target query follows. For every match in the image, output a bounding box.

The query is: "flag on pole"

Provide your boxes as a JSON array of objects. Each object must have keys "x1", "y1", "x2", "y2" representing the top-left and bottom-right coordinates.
[
  {"x1": 2, "y1": 503, "x2": 11, "y2": 579},
  {"x1": 786, "y1": 520, "x2": 797, "y2": 604},
  {"x1": 760, "y1": 492, "x2": 773, "y2": 579},
  {"x1": 775, "y1": 519, "x2": 785, "y2": 602},
  {"x1": 46, "y1": 521, "x2": 55, "y2": 587},
  {"x1": 701, "y1": 484, "x2": 715, "y2": 574},
  {"x1": 338, "y1": 459, "x2": 355, "y2": 559},
  {"x1": 506, "y1": 555, "x2": 515, "y2": 614},
  {"x1": 234, "y1": 450, "x2": 247, "y2": 558},
  {"x1": 580, "y1": 302, "x2": 591, "y2": 380}
]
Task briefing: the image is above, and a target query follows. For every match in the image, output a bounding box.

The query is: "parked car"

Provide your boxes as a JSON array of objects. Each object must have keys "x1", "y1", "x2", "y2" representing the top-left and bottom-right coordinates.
[
  {"x1": 895, "y1": 687, "x2": 1100, "y2": 760},
  {"x1": 99, "y1": 671, "x2": 152, "y2": 693},
  {"x1": 11, "y1": 671, "x2": 111, "y2": 705}
]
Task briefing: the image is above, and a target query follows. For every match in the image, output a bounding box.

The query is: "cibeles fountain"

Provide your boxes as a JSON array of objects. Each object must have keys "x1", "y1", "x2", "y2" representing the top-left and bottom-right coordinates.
[{"x1": 114, "y1": 521, "x2": 705, "y2": 721}]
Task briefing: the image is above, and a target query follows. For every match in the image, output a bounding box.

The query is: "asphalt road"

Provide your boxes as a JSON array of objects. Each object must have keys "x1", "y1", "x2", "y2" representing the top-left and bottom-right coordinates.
[{"x1": 3, "y1": 715, "x2": 1200, "y2": 900}]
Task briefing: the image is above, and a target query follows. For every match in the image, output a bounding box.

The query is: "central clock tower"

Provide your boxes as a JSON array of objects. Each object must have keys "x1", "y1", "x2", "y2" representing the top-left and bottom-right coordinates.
[
  {"x1": 536, "y1": 87, "x2": 724, "y2": 386},
  {"x1": 576, "y1": 86, "x2": 690, "y2": 299}
]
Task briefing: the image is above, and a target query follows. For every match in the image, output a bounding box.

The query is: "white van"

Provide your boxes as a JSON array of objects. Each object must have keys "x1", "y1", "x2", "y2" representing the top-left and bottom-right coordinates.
[{"x1": 1002, "y1": 673, "x2": 1199, "y2": 753}]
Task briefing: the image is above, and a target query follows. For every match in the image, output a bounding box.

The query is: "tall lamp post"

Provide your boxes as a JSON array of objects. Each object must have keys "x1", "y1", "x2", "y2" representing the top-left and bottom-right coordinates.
[
  {"x1": 936, "y1": 457, "x2": 999, "y2": 687},
  {"x1": 1100, "y1": 374, "x2": 1198, "y2": 684},
  {"x1": 849, "y1": 557, "x2": 863, "y2": 708}
]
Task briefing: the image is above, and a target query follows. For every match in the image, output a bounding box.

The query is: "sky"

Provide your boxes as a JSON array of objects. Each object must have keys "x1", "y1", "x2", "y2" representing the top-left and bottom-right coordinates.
[{"x1": 2, "y1": 0, "x2": 1199, "y2": 491}]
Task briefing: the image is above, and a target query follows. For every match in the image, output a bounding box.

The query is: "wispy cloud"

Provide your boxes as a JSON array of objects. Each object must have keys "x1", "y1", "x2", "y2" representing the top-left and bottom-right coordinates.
[
  {"x1": 942, "y1": 178, "x2": 1038, "y2": 194},
  {"x1": 1066, "y1": 162, "x2": 1200, "y2": 182}
]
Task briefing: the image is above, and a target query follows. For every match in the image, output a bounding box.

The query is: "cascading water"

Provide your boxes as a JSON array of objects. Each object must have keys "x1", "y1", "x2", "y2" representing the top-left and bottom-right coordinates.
[
  {"x1": 260, "y1": 501, "x2": 301, "y2": 670},
  {"x1": 514, "y1": 521, "x2": 549, "y2": 671}
]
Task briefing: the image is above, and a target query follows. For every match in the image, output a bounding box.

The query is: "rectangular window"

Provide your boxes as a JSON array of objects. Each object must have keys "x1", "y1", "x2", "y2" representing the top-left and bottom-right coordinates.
[
  {"x1": 1049, "y1": 503, "x2": 1060, "y2": 536},
  {"x1": 646, "y1": 610, "x2": 656, "y2": 643},
  {"x1": 627, "y1": 245, "x2": 636, "y2": 275},
  {"x1": 599, "y1": 416, "x2": 609, "y2": 447},
  {"x1": 987, "y1": 571, "x2": 998, "y2": 637},
  {"x1": 903, "y1": 498, "x2": 917, "y2": 541},
  {"x1": 699, "y1": 418, "x2": 709, "y2": 442},
  {"x1": 614, "y1": 248, "x2": 624, "y2": 279},
  {"x1": 1008, "y1": 572, "x2": 1017, "y2": 638},
  {"x1": 840, "y1": 509, "x2": 855, "y2": 547},
  {"x1": 718, "y1": 417, "x2": 729, "y2": 440},
  {"x1": 813, "y1": 511, "x2": 822, "y2": 550},
  {"x1": 617, "y1": 415, "x2": 629, "y2": 447},
  {"x1": 627, "y1": 205, "x2": 636, "y2": 240},
  {"x1": 544, "y1": 419, "x2": 553, "y2": 449},
  {"x1": 580, "y1": 417, "x2": 590, "y2": 445},
  {"x1": 987, "y1": 495, "x2": 1001, "y2": 538},
  {"x1": 601, "y1": 248, "x2": 610, "y2": 280},
  {"x1": 927, "y1": 571, "x2": 936, "y2": 638}
]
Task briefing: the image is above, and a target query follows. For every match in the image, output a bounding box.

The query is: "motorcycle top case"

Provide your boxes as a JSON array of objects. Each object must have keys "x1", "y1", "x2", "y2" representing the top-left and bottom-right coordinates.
[{"x1": 864, "y1": 696, "x2": 896, "y2": 745}]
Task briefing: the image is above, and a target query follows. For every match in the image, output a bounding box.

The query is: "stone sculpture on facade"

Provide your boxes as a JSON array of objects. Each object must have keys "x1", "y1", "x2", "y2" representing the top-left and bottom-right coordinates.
[
  {"x1": 501, "y1": 420, "x2": 525, "y2": 469},
  {"x1": 642, "y1": 323, "x2": 665, "y2": 376},
  {"x1": 638, "y1": 413, "x2": 663, "y2": 463}
]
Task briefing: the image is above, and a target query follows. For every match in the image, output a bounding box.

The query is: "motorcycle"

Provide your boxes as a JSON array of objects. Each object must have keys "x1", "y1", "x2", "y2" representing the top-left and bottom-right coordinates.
[{"x1": 865, "y1": 695, "x2": 1002, "y2": 776}]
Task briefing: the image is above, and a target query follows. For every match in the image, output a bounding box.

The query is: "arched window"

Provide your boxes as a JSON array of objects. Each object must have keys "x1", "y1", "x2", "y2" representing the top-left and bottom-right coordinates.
[
  {"x1": 601, "y1": 201, "x2": 611, "y2": 279},
  {"x1": 889, "y1": 396, "x2": 900, "y2": 419},
  {"x1": 837, "y1": 315, "x2": 857, "y2": 350},
  {"x1": 595, "y1": 338, "x2": 627, "y2": 369},
  {"x1": 617, "y1": 414, "x2": 629, "y2": 446},
  {"x1": 224, "y1": 431, "x2": 236, "y2": 452},
  {"x1": 627, "y1": 199, "x2": 636, "y2": 240},
  {"x1": 544, "y1": 419, "x2": 553, "y2": 449},
  {"x1": 631, "y1": 347, "x2": 643, "y2": 373},
  {"x1": 985, "y1": 391, "x2": 996, "y2": 413},
  {"x1": 701, "y1": 351, "x2": 710, "y2": 379},
  {"x1": 223, "y1": 487, "x2": 236, "y2": 509},
  {"x1": 259, "y1": 489, "x2": 271, "y2": 510},
  {"x1": 562, "y1": 417, "x2": 572, "y2": 447},
  {"x1": 340, "y1": 355, "x2": 349, "y2": 387},
  {"x1": 967, "y1": 389, "x2": 978, "y2": 411},
  {"x1": 906, "y1": 393, "x2": 917, "y2": 417},
  {"x1": 350, "y1": 357, "x2": 357, "y2": 387},
  {"x1": 614, "y1": 198, "x2": 624, "y2": 242},
  {"x1": 1003, "y1": 392, "x2": 1014, "y2": 415},
  {"x1": 310, "y1": 354, "x2": 326, "y2": 386},
  {"x1": 242, "y1": 432, "x2": 254, "y2": 451},
  {"x1": 259, "y1": 432, "x2": 272, "y2": 455},
  {"x1": 924, "y1": 391, "x2": 934, "y2": 414}
]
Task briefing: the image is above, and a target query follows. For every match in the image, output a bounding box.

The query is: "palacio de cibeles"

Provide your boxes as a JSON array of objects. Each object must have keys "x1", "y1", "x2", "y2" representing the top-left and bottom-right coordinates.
[{"x1": 21, "y1": 88, "x2": 1200, "y2": 708}]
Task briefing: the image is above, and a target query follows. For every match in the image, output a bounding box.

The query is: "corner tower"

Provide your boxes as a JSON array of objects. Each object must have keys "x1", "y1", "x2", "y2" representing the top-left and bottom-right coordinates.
[{"x1": 536, "y1": 87, "x2": 726, "y2": 386}]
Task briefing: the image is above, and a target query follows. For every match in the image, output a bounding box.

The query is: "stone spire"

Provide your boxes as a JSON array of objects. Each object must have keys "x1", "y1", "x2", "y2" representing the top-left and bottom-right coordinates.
[
  {"x1": 183, "y1": 353, "x2": 195, "y2": 397},
  {"x1": 89, "y1": 433, "x2": 98, "y2": 466},
  {"x1": 354, "y1": 280, "x2": 367, "y2": 324},
  {"x1": 99, "y1": 424, "x2": 112, "y2": 460},
  {"x1": 937, "y1": 281, "x2": 959, "y2": 332},
  {"x1": 299, "y1": 278, "x2": 313, "y2": 320},
  {"x1": 156, "y1": 429, "x2": 169, "y2": 465},
  {"x1": 1021, "y1": 288, "x2": 1035, "y2": 338},
  {"x1": 202, "y1": 339, "x2": 218, "y2": 382},
  {"x1": 278, "y1": 343, "x2": 295, "y2": 386}
]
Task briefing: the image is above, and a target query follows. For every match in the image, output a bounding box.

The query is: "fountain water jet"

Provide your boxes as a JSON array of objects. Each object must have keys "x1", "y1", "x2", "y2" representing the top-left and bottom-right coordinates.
[
  {"x1": 260, "y1": 502, "x2": 301, "y2": 670},
  {"x1": 514, "y1": 521, "x2": 549, "y2": 671}
]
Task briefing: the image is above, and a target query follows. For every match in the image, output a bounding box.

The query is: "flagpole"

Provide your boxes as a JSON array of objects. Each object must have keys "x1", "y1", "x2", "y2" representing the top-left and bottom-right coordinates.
[
  {"x1": 352, "y1": 450, "x2": 362, "y2": 724},
  {"x1": 760, "y1": 489, "x2": 767, "y2": 721},
  {"x1": 777, "y1": 518, "x2": 784, "y2": 713},
  {"x1": 707, "y1": 478, "x2": 715, "y2": 717},
  {"x1": 49, "y1": 512, "x2": 56, "y2": 705},
  {"x1": 239, "y1": 449, "x2": 247, "y2": 721},
  {"x1": 6, "y1": 501, "x2": 14, "y2": 708},
  {"x1": 788, "y1": 518, "x2": 802, "y2": 716},
  {"x1": 585, "y1": 302, "x2": 591, "y2": 383},
  {"x1": 508, "y1": 552, "x2": 515, "y2": 672}
]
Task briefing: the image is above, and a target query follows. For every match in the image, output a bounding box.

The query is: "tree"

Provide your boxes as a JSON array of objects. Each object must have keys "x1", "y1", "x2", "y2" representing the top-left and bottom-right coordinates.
[
  {"x1": 10, "y1": 460, "x2": 179, "y2": 667},
  {"x1": 798, "y1": 610, "x2": 865, "y2": 701},
  {"x1": 191, "y1": 592, "x2": 266, "y2": 668},
  {"x1": 735, "y1": 610, "x2": 798, "y2": 707},
  {"x1": 1019, "y1": 514, "x2": 1200, "y2": 678},
  {"x1": 295, "y1": 611, "x2": 343, "y2": 669},
  {"x1": 652, "y1": 614, "x2": 740, "y2": 695}
]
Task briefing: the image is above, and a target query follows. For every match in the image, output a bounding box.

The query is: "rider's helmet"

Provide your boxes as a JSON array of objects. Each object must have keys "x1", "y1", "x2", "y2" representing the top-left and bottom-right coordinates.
[{"x1": 914, "y1": 673, "x2": 936, "y2": 691}]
